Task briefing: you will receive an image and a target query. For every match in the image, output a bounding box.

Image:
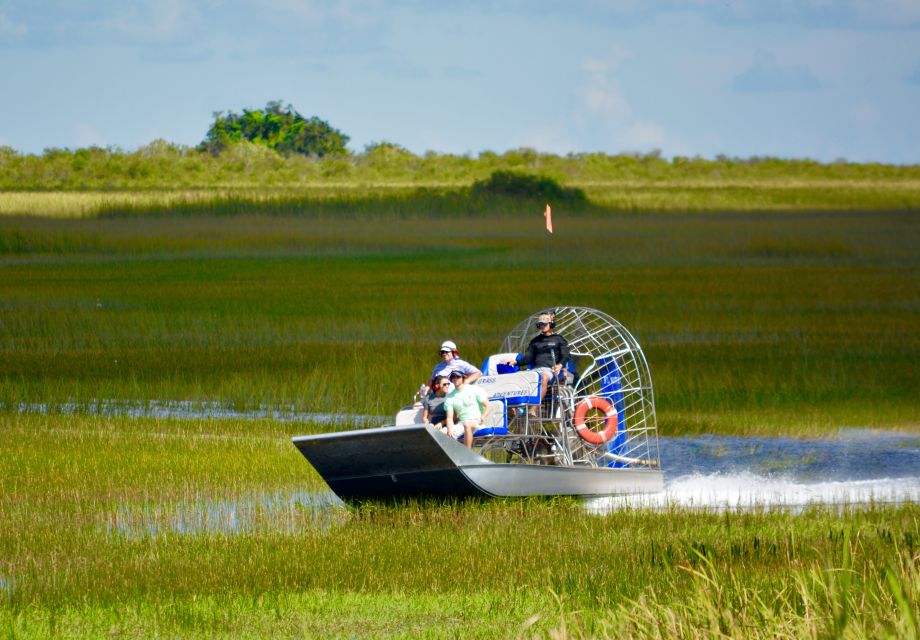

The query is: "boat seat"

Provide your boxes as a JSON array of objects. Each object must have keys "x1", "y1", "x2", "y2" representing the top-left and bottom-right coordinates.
[
  {"x1": 481, "y1": 353, "x2": 521, "y2": 376},
  {"x1": 449, "y1": 399, "x2": 508, "y2": 440},
  {"x1": 395, "y1": 405, "x2": 423, "y2": 426},
  {"x1": 472, "y1": 399, "x2": 508, "y2": 437}
]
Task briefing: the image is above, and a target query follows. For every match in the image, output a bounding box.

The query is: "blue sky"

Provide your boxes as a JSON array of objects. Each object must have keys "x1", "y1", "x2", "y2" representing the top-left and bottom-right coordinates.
[{"x1": 1, "y1": 1, "x2": 919, "y2": 163}]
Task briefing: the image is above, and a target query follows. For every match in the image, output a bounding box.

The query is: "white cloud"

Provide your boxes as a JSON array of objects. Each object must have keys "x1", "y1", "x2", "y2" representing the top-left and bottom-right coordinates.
[
  {"x1": 732, "y1": 49, "x2": 819, "y2": 92},
  {"x1": 581, "y1": 84, "x2": 632, "y2": 122},
  {"x1": 582, "y1": 47, "x2": 631, "y2": 76},
  {"x1": 579, "y1": 47, "x2": 634, "y2": 122},
  {"x1": 573, "y1": 47, "x2": 668, "y2": 153},
  {"x1": 147, "y1": 0, "x2": 190, "y2": 38}
]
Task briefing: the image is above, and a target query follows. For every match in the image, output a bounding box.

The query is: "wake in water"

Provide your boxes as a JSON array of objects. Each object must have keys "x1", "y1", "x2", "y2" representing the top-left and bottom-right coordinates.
[
  {"x1": 588, "y1": 430, "x2": 920, "y2": 513},
  {"x1": 586, "y1": 472, "x2": 920, "y2": 513}
]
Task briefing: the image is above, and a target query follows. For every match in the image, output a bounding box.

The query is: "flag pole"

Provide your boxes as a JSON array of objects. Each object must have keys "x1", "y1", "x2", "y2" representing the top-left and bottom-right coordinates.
[{"x1": 544, "y1": 203, "x2": 553, "y2": 307}]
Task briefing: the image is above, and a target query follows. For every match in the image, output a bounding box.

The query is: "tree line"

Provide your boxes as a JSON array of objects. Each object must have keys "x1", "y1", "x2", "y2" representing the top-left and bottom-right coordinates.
[{"x1": 1, "y1": 100, "x2": 918, "y2": 190}]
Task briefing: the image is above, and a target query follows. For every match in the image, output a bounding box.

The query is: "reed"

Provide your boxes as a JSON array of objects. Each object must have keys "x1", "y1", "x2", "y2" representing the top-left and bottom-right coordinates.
[
  {"x1": 3, "y1": 179, "x2": 920, "y2": 219},
  {"x1": 2, "y1": 162, "x2": 917, "y2": 637},
  {"x1": 1, "y1": 412, "x2": 917, "y2": 638},
  {"x1": 1, "y1": 210, "x2": 917, "y2": 435}
]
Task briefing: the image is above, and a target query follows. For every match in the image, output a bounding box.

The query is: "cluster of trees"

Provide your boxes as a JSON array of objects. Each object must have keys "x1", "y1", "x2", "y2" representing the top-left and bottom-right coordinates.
[{"x1": 199, "y1": 101, "x2": 349, "y2": 157}]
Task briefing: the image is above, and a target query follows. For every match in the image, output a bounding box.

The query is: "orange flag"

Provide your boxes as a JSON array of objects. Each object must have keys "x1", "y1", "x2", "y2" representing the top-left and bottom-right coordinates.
[{"x1": 544, "y1": 203, "x2": 553, "y2": 233}]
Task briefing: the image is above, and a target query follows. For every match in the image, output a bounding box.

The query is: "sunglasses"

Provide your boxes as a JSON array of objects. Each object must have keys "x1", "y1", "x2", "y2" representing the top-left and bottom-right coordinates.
[{"x1": 536, "y1": 321, "x2": 549, "y2": 328}]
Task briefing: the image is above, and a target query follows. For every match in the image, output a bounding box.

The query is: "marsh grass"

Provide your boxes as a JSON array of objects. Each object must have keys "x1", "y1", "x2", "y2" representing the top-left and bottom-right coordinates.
[
  {"x1": 2, "y1": 174, "x2": 918, "y2": 637},
  {"x1": 585, "y1": 180, "x2": 920, "y2": 211},
  {"x1": 1, "y1": 210, "x2": 918, "y2": 434},
  {"x1": 1, "y1": 412, "x2": 918, "y2": 638},
  {"x1": 2, "y1": 178, "x2": 920, "y2": 220}
]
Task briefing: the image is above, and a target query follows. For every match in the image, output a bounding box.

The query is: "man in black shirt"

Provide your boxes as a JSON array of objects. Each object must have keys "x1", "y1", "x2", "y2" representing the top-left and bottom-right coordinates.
[{"x1": 505, "y1": 311, "x2": 570, "y2": 408}]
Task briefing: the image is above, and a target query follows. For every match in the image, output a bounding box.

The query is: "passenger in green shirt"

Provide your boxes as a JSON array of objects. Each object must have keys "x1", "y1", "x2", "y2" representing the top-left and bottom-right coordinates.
[{"x1": 444, "y1": 370, "x2": 491, "y2": 449}]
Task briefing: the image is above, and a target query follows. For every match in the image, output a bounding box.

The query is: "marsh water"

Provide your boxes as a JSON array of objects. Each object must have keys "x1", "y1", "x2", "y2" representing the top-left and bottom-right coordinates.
[
  {"x1": 7, "y1": 399, "x2": 381, "y2": 427},
  {"x1": 11, "y1": 400, "x2": 920, "y2": 531},
  {"x1": 587, "y1": 430, "x2": 920, "y2": 513}
]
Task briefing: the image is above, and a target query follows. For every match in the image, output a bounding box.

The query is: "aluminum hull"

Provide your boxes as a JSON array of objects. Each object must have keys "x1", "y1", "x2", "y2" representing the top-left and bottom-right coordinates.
[{"x1": 292, "y1": 424, "x2": 664, "y2": 502}]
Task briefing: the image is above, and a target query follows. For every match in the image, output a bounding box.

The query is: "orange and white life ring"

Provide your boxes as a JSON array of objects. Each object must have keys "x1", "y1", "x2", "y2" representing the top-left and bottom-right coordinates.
[{"x1": 573, "y1": 397, "x2": 618, "y2": 445}]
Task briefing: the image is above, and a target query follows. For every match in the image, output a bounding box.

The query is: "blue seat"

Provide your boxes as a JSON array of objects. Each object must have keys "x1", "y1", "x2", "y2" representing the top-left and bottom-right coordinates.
[
  {"x1": 454, "y1": 399, "x2": 509, "y2": 439},
  {"x1": 472, "y1": 425, "x2": 508, "y2": 437},
  {"x1": 480, "y1": 353, "x2": 520, "y2": 376}
]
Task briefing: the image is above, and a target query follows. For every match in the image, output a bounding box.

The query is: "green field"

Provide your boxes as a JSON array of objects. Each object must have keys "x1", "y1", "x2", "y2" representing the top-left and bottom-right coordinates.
[
  {"x1": 2, "y1": 412, "x2": 918, "y2": 638},
  {"x1": 1, "y1": 207, "x2": 917, "y2": 434},
  {"x1": 2, "y1": 191, "x2": 919, "y2": 637}
]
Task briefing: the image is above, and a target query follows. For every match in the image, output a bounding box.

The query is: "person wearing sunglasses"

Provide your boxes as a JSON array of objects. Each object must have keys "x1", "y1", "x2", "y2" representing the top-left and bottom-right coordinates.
[
  {"x1": 504, "y1": 311, "x2": 570, "y2": 410},
  {"x1": 443, "y1": 370, "x2": 491, "y2": 448},
  {"x1": 422, "y1": 375, "x2": 450, "y2": 429},
  {"x1": 429, "y1": 339, "x2": 481, "y2": 392}
]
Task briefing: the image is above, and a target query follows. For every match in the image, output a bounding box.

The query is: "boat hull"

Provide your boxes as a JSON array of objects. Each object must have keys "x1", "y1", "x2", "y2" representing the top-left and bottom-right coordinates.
[{"x1": 292, "y1": 424, "x2": 664, "y2": 502}]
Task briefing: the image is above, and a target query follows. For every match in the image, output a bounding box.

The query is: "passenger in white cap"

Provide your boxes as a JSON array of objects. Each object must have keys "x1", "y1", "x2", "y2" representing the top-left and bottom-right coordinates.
[{"x1": 429, "y1": 339, "x2": 481, "y2": 392}]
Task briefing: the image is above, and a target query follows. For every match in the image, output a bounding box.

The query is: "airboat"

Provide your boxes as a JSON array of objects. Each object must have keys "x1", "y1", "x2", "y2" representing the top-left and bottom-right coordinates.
[{"x1": 292, "y1": 307, "x2": 664, "y2": 501}]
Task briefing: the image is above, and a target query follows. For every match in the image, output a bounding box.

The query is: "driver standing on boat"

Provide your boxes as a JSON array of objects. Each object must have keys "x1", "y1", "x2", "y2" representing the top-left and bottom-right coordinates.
[
  {"x1": 430, "y1": 340, "x2": 481, "y2": 392},
  {"x1": 443, "y1": 370, "x2": 491, "y2": 449},
  {"x1": 505, "y1": 311, "x2": 570, "y2": 406}
]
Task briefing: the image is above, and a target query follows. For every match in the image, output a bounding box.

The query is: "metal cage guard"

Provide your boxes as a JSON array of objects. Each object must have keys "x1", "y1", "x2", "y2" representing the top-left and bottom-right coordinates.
[{"x1": 475, "y1": 306, "x2": 661, "y2": 470}]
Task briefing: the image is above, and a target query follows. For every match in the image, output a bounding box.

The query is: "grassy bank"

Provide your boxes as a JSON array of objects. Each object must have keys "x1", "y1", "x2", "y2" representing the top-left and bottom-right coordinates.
[
  {"x1": 1, "y1": 209, "x2": 918, "y2": 435},
  {"x1": 1, "y1": 412, "x2": 918, "y2": 639},
  {"x1": 4, "y1": 144, "x2": 920, "y2": 216},
  {"x1": 4, "y1": 143, "x2": 920, "y2": 189}
]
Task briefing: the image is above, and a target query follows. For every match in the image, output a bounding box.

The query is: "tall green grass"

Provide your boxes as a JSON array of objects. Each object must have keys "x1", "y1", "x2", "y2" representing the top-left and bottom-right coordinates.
[
  {"x1": 1, "y1": 210, "x2": 918, "y2": 434},
  {"x1": 2, "y1": 187, "x2": 917, "y2": 637},
  {"x1": 1, "y1": 412, "x2": 917, "y2": 638},
  {"x1": 2, "y1": 180, "x2": 920, "y2": 219}
]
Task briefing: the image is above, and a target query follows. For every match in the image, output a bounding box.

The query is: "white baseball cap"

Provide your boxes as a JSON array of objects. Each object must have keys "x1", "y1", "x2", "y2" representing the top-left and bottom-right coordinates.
[{"x1": 440, "y1": 340, "x2": 457, "y2": 352}]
